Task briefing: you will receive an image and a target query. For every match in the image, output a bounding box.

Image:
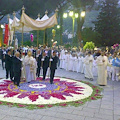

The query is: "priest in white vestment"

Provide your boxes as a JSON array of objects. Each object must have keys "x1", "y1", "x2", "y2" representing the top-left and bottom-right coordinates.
[
  {"x1": 24, "y1": 51, "x2": 37, "y2": 83},
  {"x1": 96, "y1": 51, "x2": 110, "y2": 86},
  {"x1": 84, "y1": 52, "x2": 94, "y2": 80}
]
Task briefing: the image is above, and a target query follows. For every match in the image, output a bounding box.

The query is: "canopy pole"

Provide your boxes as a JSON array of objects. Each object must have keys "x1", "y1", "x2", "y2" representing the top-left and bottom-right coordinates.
[
  {"x1": 22, "y1": 23, "x2": 24, "y2": 47},
  {"x1": 43, "y1": 29, "x2": 45, "y2": 45},
  {"x1": 37, "y1": 30, "x2": 39, "y2": 48},
  {"x1": 21, "y1": 6, "x2": 25, "y2": 47},
  {"x1": 14, "y1": 28, "x2": 15, "y2": 48},
  {"x1": 13, "y1": 11, "x2": 16, "y2": 48}
]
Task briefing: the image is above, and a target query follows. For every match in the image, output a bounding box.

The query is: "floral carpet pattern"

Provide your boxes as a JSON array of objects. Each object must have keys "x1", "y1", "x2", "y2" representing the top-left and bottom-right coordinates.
[{"x1": 0, "y1": 77, "x2": 102, "y2": 109}]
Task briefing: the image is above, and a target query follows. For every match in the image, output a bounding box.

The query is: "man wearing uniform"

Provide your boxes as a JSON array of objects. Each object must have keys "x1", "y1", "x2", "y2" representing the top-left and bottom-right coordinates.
[
  {"x1": 50, "y1": 51, "x2": 58, "y2": 84},
  {"x1": 5, "y1": 50, "x2": 13, "y2": 81},
  {"x1": 41, "y1": 52, "x2": 49, "y2": 80}
]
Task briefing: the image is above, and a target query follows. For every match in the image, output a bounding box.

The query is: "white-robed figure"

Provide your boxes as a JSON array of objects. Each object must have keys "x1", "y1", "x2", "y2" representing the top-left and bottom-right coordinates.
[
  {"x1": 92, "y1": 57, "x2": 98, "y2": 77},
  {"x1": 65, "y1": 52, "x2": 69, "y2": 71},
  {"x1": 62, "y1": 52, "x2": 66, "y2": 69},
  {"x1": 73, "y1": 54, "x2": 78, "y2": 72},
  {"x1": 84, "y1": 51, "x2": 94, "y2": 80},
  {"x1": 24, "y1": 51, "x2": 37, "y2": 82},
  {"x1": 96, "y1": 51, "x2": 110, "y2": 86},
  {"x1": 68, "y1": 53, "x2": 73, "y2": 71},
  {"x1": 59, "y1": 49, "x2": 65, "y2": 69},
  {"x1": 77, "y1": 55, "x2": 83, "y2": 73}
]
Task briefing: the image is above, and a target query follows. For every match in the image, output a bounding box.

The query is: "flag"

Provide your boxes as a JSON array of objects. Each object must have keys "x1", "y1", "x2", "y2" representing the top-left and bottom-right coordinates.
[{"x1": 4, "y1": 24, "x2": 9, "y2": 45}]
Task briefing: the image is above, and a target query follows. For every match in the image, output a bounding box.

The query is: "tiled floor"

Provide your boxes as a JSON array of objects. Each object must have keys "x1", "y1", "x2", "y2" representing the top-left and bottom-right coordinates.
[{"x1": 0, "y1": 64, "x2": 120, "y2": 120}]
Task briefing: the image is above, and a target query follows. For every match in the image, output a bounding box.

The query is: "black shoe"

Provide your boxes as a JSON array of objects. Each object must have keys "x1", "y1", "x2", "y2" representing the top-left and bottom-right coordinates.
[
  {"x1": 99, "y1": 85, "x2": 106, "y2": 86},
  {"x1": 28, "y1": 82, "x2": 30, "y2": 83}
]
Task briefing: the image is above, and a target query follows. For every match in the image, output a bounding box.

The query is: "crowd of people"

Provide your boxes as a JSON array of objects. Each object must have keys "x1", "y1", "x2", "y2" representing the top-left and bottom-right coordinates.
[
  {"x1": 59, "y1": 46, "x2": 120, "y2": 86},
  {"x1": 0, "y1": 45, "x2": 120, "y2": 87},
  {"x1": 0, "y1": 46, "x2": 59, "y2": 86}
]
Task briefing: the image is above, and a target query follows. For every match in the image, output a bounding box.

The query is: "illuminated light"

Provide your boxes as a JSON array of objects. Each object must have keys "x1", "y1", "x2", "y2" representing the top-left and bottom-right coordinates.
[
  {"x1": 81, "y1": 11, "x2": 86, "y2": 17},
  {"x1": 75, "y1": 13, "x2": 78, "y2": 18},
  {"x1": 57, "y1": 25, "x2": 60, "y2": 29},
  {"x1": 69, "y1": 11, "x2": 74, "y2": 17},
  {"x1": 63, "y1": 13, "x2": 67, "y2": 18}
]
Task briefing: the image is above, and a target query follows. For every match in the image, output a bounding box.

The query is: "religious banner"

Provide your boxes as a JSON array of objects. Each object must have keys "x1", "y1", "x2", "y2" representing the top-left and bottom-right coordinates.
[{"x1": 4, "y1": 24, "x2": 9, "y2": 45}]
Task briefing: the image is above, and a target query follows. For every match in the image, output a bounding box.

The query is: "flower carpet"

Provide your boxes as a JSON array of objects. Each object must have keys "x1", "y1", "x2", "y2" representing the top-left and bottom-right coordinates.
[{"x1": 0, "y1": 77, "x2": 103, "y2": 109}]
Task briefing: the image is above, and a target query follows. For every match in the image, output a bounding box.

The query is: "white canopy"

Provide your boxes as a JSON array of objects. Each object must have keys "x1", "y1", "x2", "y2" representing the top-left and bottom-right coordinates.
[{"x1": 11, "y1": 12, "x2": 57, "y2": 32}]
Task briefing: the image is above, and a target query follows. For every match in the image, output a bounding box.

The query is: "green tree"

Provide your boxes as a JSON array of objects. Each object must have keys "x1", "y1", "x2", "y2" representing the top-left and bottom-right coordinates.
[
  {"x1": 94, "y1": 0, "x2": 120, "y2": 46},
  {"x1": 82, "y1": 28, "x2": 101, "y2": 46}
]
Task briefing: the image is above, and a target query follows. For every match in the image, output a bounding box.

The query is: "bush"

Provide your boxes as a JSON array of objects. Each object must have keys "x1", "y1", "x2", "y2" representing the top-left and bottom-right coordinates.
[{"x1": 83, "y1": 41, "x2": 95, "y2": 50}]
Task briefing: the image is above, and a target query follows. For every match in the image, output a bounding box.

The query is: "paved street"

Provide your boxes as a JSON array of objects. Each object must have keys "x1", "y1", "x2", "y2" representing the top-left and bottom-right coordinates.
[{"x1": 0, "y1": 63, "x2": 120, "y2": 120}]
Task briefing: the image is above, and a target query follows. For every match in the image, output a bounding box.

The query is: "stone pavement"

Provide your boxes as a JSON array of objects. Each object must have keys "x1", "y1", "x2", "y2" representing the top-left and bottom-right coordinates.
[{"x1": 0, "y1": 63, "x2": 120, "y2": 120}]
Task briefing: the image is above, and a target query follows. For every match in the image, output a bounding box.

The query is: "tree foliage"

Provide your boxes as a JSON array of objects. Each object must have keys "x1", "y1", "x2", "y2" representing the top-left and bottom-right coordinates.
[
  {"x1": 83, "y1": 41, "x2": 95, "y2": 50},
  {"x1": 94, "y1": 0, "x2": 120, "y2": 46}
]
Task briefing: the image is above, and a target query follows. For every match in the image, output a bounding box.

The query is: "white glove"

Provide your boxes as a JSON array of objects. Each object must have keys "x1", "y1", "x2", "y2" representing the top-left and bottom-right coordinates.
[
  {"x1": 41, "y1": 58, "x2": 44, "y2": 61},
  {"x1": 50, "y1": 59, "x2": 53, "y2": 61}
]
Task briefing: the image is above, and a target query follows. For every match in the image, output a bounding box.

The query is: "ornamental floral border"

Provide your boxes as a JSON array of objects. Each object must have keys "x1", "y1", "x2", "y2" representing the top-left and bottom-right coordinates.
[{"x1": 0, "y1": 78, "x2": 103, "y2": 110}]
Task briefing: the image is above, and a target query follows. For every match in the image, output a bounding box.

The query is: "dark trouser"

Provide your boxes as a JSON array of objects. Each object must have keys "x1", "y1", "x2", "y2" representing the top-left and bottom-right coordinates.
[
  {"x1": 37, "y1": 67, "x2": 41, "y2": 77},
  {"x1": 50, "y1": 69, "x2": 55, "y2": 84},
  {"x1": 6, "y1": 68, "x2": 13, "y2": 80},
  {"x1": 43, "y1": 67, "x2": 48, "y2": 80},
  {"x1": 14, "y1": 71, "x2": 21, "y2": 86}
]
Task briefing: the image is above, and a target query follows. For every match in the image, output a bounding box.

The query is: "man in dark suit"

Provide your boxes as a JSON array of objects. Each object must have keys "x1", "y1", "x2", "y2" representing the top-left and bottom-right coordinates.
[
  {"x1": 13, "y1": 52, "x2": 22, "y2": 87},
  {"x1": 50, "y1": 51, "x2": 58, "y2": 84},
  {"x1": 36, "y1": 50, "x2": 42, "y2": 77},
  {"x1": 5, "y1": 49, "x2": 13, "y2": 80},
  {"x1": 42, "y1": 52, "x2": 49, "y2": 80}
]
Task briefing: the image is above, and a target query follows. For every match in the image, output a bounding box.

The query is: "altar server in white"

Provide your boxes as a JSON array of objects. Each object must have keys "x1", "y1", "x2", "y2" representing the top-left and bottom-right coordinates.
[
  {"x1": 96, "y1": 51, "x2": 110, "y2": 86},
  {"x1": 84, "y1": 51, "x2": 94, "y2": 80}
]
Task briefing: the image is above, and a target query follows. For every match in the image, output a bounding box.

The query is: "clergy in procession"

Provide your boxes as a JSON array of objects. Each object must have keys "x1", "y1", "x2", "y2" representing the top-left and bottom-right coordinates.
[
  {"x1": 84, "y1": 51, "x2": 94, "y2": 80},
  {"x1": 13, "y1": 52, "x2": 22, "y2": 87},
  {"x1": 50, "y1": 51, "x2": 58, "y2": 84},
  {"x1": 96, "y1": 51, "x2": 110, "y2": 86},
  {"x1": 24, "y1": 51, "x2": 36, "y2": 83},
  {"x1": 41, "y1": 52, "x2": 49, "y2": 80},
  {"x1": 5, "y1": 50, "x2": 13, "y2": 81}
]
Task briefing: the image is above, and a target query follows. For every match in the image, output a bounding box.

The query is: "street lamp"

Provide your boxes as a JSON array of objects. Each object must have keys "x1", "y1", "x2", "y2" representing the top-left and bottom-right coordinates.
[
  {"x1": 1, "y1": 24, "x2": 4, "y2": 29},
  {"x1": 68, "y1": 11, "x2": 78, "y2": 46},
  {"x1": 57, "y1": 25, "x2": 60, "y2": 29},
  {"x1": 63, "y1": 13, "x2": 67, "y2": 18},
  {"x1": 81, "y1": 11, "x2": 86, "y2": 17}
]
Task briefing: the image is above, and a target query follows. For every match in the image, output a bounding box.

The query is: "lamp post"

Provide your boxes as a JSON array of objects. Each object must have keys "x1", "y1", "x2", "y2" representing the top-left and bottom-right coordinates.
[
  {"x1": 63, "y1": 11, "x2": 78, "y2": 46},
  {"x1": 63, "y1": 11, "x2": 85, "y2": 46}
]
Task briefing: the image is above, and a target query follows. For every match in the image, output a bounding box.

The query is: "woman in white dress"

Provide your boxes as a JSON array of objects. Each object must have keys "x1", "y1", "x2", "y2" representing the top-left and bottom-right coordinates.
[{"x1": 24, "y1": 51, "x2": 37, "y2": 83}]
